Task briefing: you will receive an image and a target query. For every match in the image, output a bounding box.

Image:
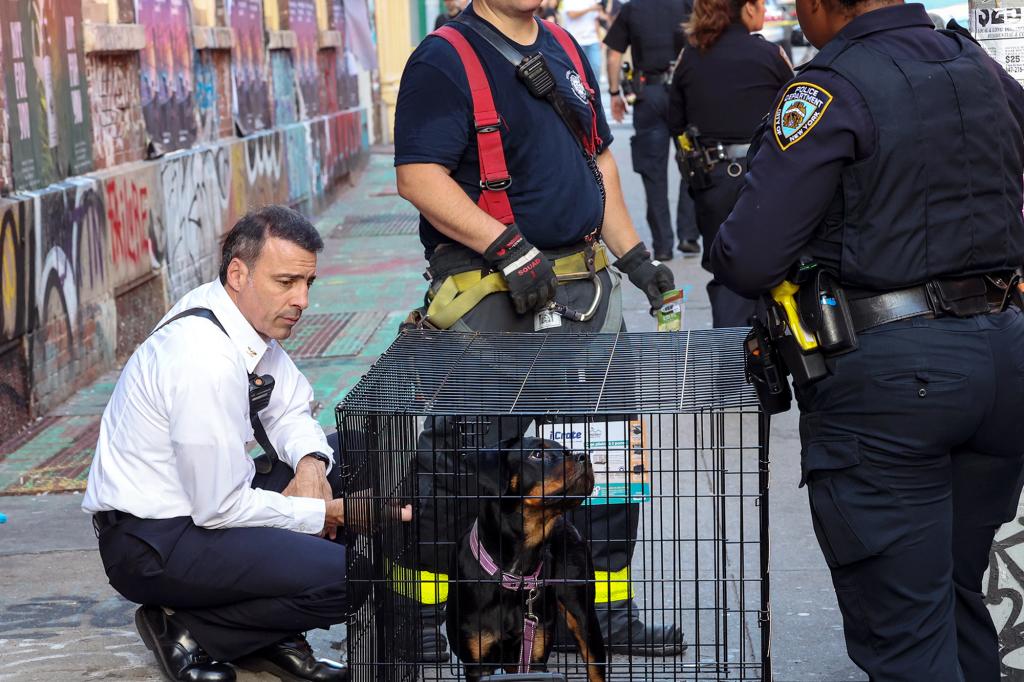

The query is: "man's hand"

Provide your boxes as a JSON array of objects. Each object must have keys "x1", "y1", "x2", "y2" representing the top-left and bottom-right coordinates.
[
  {"x1": 614, "y1": 242, "x2": 676, "y2": 314},
  {"x1": 484, "y1": 224, "x2": 558, "y2": 314},
  {"x1": 321, "y1": 495, "x2": 414, "y2": 537},
  {"x1": 611, "y1": 95, "x2": 627, "y2": 123},
  {"x1": 283, "y1": 455, "x2": 334, "y2": 536}
]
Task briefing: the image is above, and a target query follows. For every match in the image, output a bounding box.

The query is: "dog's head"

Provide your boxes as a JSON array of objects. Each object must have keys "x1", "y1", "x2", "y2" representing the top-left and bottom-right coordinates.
[{"x1": 476, "y1": 436, "x2": 595, "y2": 510}]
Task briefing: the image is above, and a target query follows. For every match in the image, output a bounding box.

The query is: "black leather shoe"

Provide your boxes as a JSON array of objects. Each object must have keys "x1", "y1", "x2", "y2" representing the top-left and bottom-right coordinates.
[
  {"x1": 237, "y1": 634, "x2": 348, "y2": 681},
  {"x1": 653, "y1": 251, "x2": 675, "y2": 262},
  {"x1": 134, "y1": 606, "x2": 236, "y2": 682},
  {"x1": 678, "y1": 240, "x2": 701, "y2": 256}
]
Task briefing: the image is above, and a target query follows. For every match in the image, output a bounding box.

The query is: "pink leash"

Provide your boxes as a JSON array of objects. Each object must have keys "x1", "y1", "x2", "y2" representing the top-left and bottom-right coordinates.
[{"x1": 469, "y1": 520, "x2": 544, "y2": 673}]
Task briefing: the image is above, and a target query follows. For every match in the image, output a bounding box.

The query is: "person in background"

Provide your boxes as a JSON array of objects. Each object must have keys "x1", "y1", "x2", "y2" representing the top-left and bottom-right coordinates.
[
  {"x1": 605, "y1": 0, "x2": 703, "y2": 262},
  {"x1": 537, "y1": 0, "x2": 560, "y2": 21},
  {"x1": 669, "y1": 0, "x2": 792, "y2": 326},
  {"x1": 435, "y1": 0, "x2": 466, "y2": 29},
  {"x1": 561, "y1": 0, "x2": 607, "y2": 72}
]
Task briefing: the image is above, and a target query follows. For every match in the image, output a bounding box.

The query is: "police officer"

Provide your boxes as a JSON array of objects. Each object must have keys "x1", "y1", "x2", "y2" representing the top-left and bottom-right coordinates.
[
  {"x1": 670, "y1": 0, "x2": 792, "y2": 327},
  {"x1": 709, "y1": 0, "x2": 1024, "y2": 677},
  {"x1": 394, "y1": 0, "x2": 684, "y2": 661},
  {"x1": 604, "y1": 0, "x2": 701, "y2": 260}
]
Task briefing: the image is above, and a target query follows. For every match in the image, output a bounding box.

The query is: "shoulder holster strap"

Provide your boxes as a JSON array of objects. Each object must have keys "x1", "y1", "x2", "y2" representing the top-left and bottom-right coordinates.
[
  {"x1": 434, "y1": 25, "x2": 515, "y2": 225},
  {"x1": 153, "y1": 307, "x2": 279, "y2": 474}
]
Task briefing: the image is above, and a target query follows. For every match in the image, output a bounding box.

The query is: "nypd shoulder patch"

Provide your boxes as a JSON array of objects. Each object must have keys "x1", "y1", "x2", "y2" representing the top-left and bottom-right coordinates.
[{"x1": 773, "y1": 82, "x2": 834, "y2": 151}]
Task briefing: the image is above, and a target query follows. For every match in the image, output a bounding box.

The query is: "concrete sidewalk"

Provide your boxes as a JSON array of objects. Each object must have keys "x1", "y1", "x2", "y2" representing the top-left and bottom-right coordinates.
[{"x1": 0, "y1": 141, "x2": 863, "y2": 680}]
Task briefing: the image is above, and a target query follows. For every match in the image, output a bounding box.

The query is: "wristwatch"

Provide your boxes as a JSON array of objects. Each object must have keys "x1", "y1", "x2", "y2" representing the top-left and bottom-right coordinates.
[
  {"x1": 305, "y1": 451, "x2": 332, "y2": 469},
  {"x1": 609, "y1": 89, "x2": 621, "y2": 96}
]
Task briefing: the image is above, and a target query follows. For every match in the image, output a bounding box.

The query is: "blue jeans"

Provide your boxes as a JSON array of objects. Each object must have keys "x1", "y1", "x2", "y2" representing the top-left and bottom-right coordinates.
[{"x1": 580, "y1": 41, "x2": 602, "y2": 78}]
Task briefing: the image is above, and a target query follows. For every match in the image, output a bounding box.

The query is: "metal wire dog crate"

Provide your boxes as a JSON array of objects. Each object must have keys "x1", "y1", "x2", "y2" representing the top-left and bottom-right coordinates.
[{"x1": 336, "y1": 329, "x2": 770, "y2": 681}]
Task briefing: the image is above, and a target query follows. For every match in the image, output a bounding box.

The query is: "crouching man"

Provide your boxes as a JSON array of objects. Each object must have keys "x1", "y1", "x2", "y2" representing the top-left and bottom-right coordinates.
[{"x1": 83, "y1": 206, "x2": 356, "y2": 682}]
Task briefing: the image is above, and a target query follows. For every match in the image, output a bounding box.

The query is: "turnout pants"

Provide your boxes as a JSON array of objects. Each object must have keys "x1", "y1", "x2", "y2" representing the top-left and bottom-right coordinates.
[
  {"x1": 410, "y1": 244, "x2": 640, "y2": 605},
  {"x1": 630, "y1": 84, "x2": 698, "y2": 255},
  {"x1": 96, "y1": 439, "x2": 364, "y2": 662},
  {"x1": 797, "y1": 309, "x2": 1024, "y2": 681},
  {"x1": 691, "y1": 163, "x2": 756, "y2": 328}
]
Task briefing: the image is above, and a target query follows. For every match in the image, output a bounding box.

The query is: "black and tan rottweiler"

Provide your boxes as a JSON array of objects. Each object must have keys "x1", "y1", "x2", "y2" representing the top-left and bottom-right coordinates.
[{"x1": 446, "y1": 436, "x2": 606, "y2": 682}]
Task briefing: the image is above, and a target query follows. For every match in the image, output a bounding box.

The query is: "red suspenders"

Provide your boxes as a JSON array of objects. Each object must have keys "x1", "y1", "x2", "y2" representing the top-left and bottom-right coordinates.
[{"x1": 432, "y1": 22, "x2": 601, "y2": 224}]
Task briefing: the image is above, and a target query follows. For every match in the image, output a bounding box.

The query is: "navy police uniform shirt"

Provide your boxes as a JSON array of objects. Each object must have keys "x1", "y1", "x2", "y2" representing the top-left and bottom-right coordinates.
[
  {"x1": 709, "y1": 3, "x2": 1024, "y2": 296},
  {"x1": 603, "y1": 0, "x2": 687, "y2": 73},
  {"x1": 394, "y1": 3, "x2": 613, "y2": 256},
  {"x1": 669, "y1": 25, "x2": 793, "y2": 141}
]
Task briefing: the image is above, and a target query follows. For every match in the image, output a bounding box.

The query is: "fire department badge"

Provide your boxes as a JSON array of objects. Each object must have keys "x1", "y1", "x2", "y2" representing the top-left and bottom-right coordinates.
[
  {"x1": 773, "y1": 82, "x2": 833, "y2": 150},
  {"x1": 567, "y1": 70, "x2": 589, "y2": 103}
]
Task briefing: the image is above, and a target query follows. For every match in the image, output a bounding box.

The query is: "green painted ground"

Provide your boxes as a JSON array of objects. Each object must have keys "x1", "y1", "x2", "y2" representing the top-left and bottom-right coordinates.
[{"x1": 0, "y1": 150, "x2": 424, "y2": 494}]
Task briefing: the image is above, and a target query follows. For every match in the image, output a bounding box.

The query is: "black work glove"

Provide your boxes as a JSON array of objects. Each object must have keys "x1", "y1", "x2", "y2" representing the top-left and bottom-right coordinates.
[
  {"x1": 483, "y1": 225, "x2": 558, "y2": 315},
  {"x1": 614, "y1": 242, "x2": 676, "y2": 315}
]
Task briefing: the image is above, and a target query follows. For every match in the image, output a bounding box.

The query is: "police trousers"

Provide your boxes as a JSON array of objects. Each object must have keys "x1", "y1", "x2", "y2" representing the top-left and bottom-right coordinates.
[
  {"x1": 796, "y1": 308, "x2": 1024, "y2": 681},
  {"x1": 691, "y1": 162, "x2": 756, "y2": 328},
  {"x1": 630, "y1": 84, "x2": 698, "y2": 255},
  {"x1": 96, "y1": 436, "x2": 366, "y2": 662},
  {"x1": 414, "y1": 245, "x2": 639, "y2": 582}
]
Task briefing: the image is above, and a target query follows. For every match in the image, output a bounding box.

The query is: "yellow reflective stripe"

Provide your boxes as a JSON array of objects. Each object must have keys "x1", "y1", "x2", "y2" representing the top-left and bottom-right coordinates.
[
  {"x1": 424, "y1": 245, "x2": 609, "y2": 330},
  {"x1": 593, "y1": 567, "x2": 633, "y2": 604},
  {"x1": 385, "y1": 560, "x2": 449, "y2": 605}
]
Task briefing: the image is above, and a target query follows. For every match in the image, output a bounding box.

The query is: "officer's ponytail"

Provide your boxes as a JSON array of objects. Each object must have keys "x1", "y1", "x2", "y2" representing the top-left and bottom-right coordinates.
[{"x1": 686, "y1": 0, "x2": 748, "y2": 51}]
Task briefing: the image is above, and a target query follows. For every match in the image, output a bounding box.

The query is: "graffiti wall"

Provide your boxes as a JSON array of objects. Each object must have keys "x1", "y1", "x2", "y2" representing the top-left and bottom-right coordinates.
[
  {"x1": 29, "y1": 178, "x2": 114, "y2": 403},
  {"x1": 194, "y1": 50, "x2": 233, "y2": 143},
  {"x1": 136, "y1": 0, "x2": 198, "y2": 155},
  {"x1": 85, "y1": 54, "x2": 146, "y2": 169},
  {"x1": 0, "y1": 0, "x2": 376, "y2": 430},
  {"x1": 229, "y1": 0, "x2": 272, "y2": 134},
  {"x1": 284, "y1": 0, "x2": 320, "y2": 119},
  {"x1": 270, "y1": 50, "x2": 297, "y2": 126},
  {"x1": 0, "y1": 198, "x2": 31, "y2": 344},
  {"x1": 99, "y1": 163, "x2": 164, "y2": 290},
  {"x1": 0, "y1": 0, "x2": 94, "y2": 190}
]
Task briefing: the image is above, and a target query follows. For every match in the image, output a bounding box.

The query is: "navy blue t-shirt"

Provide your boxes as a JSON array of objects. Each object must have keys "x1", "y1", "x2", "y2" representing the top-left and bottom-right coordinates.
[{"x1": 394, "y1": 4, "x2": 613, "y2": 256}]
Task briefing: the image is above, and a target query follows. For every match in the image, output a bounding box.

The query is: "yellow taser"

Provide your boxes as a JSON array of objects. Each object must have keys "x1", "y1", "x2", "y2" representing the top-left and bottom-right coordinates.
[{"x1": 770, "y1": 281, "x2": 819, "y2": 351}]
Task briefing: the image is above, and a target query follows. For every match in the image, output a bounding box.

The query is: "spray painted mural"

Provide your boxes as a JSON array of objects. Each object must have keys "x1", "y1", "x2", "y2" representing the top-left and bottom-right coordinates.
[
  {"x1": 86, "y1": 54, "x2": 146, "y2": 169},
  {"x1": 285, "y1": 0, "x2": 320, "y2": 119},
  {"x1": 136, "y1": 0, "x2": 198, "y2": 155},
  {"x1": 0, "y1": 0, "x2": 94, "y2": 190},
  {"x1": 194, "y1": 49, "x2": 233, "y2": 143},
  {"x1": 270, "y1": 50, "x2": 297, "y2": 126},
  {"x1": 228, "y1": 0, "x2": 272, "y2": 134}
]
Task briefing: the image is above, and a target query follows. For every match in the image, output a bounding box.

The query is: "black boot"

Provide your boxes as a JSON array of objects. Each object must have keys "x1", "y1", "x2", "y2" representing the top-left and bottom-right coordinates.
[
  {"x1": 598, "y1": 599, "x2": 686, "y2": 657},
  {"x1": 416, "y1": 602, "x2": 450, "y2": 663},
  {"x1": 390, "y1": 596, "x2": 450, "y2": 664}
]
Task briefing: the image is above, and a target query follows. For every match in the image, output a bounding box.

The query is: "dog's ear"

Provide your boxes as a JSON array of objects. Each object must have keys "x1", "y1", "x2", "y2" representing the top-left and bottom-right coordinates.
[{"x1": 475, "y1": 447, "x2": 509, "y2": 498}]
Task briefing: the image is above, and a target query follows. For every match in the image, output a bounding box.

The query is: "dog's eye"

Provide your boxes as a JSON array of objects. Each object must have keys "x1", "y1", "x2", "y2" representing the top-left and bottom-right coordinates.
[{"x1": 529, "y1": 450, "x2": 545, "y2": 460}]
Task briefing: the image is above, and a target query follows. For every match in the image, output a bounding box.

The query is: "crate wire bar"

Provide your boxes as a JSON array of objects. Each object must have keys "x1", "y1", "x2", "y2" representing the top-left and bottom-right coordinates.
[{"x1": 337, "y1": 329, "x2": 770, "y2": 681}]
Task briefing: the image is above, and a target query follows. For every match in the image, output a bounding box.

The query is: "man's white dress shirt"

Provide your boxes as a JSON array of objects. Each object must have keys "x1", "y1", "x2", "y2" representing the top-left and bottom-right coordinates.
[{"x1": 82, "y1": 280, "x2": 331, "y2": 534}]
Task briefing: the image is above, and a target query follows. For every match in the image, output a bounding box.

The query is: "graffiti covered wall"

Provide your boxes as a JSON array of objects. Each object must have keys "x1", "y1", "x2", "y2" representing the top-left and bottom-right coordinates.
[
  {"x1": 194, "y1": 49, "x2": 233, "y2": 143},
  {"x1": 0, "y1": 0, "x2": 374, "y2": 430},
  {"x1": 86, "y1": 54, "x2": 146, "y2": 169}
]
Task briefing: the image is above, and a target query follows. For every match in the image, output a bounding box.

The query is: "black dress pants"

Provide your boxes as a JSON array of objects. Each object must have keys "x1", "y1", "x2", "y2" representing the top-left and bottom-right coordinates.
[
  {"x1": 97, "y1": 442, "x2": 362, "y2": 662},
  {"x1": 797, "y1": 309, "x2": 1024, "y2": 680}
]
